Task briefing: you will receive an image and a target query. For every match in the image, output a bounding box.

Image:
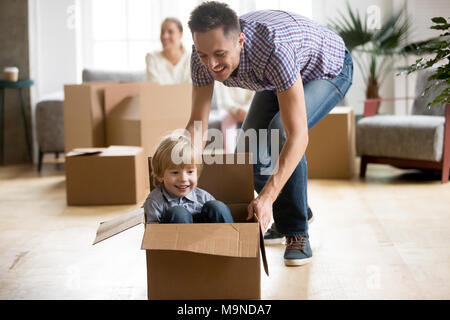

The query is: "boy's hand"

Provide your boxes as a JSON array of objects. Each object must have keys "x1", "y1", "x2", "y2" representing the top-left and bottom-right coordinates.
[{"x1": 247, "y1": 195, "x2": 273, "y2": 233}]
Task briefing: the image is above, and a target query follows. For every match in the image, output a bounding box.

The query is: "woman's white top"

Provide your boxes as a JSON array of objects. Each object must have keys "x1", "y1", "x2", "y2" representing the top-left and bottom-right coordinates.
[
  {"x1": 213, "y1": 81, "x2": 254, "y2": 112},
  {"x1": 145, "y1": 48, "x2": 191, "y2": 84}
]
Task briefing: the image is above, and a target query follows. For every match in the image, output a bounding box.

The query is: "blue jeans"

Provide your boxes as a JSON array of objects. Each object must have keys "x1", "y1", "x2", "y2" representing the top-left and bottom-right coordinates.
[
  {"x1": 160, "y1": 200, "x2": 234, "y2": 223},
  {"x1": 238, "y1": 49, "x2": 353, "y2": 236}
]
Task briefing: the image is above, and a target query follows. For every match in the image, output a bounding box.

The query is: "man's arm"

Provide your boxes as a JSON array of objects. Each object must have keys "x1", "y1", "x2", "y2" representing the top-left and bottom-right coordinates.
[
  {"x1": 247, "y1": 75, "x2": 309, "y2": 232},
  {"x1": 186, "y1": 83, "x2": 214, "y2": 149}
]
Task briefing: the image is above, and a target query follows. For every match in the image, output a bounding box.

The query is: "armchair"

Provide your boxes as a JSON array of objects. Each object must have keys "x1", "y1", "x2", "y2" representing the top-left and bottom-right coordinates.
[{"x1": 356, "y1": 68, "x2": 450, "y2": 183}]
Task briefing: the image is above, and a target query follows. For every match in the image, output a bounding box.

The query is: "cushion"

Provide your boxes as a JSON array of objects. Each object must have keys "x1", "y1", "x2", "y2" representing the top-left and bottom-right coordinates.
[{"x1": 356, "y1": 115, "x2": 445, "y2": 162}]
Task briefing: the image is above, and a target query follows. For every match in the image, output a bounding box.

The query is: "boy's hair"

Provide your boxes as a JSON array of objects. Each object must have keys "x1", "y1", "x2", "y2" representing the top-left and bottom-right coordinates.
[
  {"x1": 188, "y1": 1, "x2": 240, "y2": 38},
  {"x1": 151, "y1": 133, "x2": 202, "y2": 187}
]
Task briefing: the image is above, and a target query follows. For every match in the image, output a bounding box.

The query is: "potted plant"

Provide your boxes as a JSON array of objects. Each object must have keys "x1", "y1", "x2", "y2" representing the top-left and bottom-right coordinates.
[
  {"x1": 402, "y1": 16, "x2": 449, "y2": 107},
  {"x1": 328, "y1": 3, "x2": 409, "y2": 100}
]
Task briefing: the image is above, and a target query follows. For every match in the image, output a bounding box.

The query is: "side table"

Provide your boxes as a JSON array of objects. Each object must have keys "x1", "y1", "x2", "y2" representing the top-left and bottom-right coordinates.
[{"x1": 0, "y1": 79, "x2": 34, "y2": 164}]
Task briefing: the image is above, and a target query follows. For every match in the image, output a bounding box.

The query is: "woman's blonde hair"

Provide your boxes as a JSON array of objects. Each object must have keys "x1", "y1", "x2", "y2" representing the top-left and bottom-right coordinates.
[{"x1": 151, "y1": 133, "x2": 202, "y2": 187}]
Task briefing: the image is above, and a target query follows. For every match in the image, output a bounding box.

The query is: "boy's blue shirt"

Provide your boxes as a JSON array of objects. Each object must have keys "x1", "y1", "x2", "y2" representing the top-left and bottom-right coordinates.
[{"x1": 144, "y1": 184, "x2": 215, "y2": 223}]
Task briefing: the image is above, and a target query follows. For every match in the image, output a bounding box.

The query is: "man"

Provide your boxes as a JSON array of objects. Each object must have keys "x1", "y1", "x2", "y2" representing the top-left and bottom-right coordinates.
[{"x1": 185, "y1": 1, "x2": 353, "y2": 266}]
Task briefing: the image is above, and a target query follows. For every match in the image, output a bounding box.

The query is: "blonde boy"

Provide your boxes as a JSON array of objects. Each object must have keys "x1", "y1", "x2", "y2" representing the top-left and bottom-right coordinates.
[{"x1": 144, "y1": 133, "x2": 233, "y2": 224}]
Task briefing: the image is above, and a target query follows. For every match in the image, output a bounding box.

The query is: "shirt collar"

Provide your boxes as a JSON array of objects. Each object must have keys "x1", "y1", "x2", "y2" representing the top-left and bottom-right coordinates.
[{"x1": 161, "y1": 185, "x2": 196, "y2": 203}]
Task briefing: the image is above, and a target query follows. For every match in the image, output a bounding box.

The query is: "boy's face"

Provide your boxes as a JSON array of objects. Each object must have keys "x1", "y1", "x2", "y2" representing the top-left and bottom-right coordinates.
[
  {"x1": 158, "y1": 166, "x2": 198, "y2": 197},
  {"x1": 193, "y1": 27, "x2": 244, "y2": 82}
]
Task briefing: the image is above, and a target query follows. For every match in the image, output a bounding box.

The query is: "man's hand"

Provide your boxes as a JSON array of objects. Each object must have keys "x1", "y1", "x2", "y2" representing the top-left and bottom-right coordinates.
[{"x1": 246, "y1": 194, "x2": 273, "y2": 233}]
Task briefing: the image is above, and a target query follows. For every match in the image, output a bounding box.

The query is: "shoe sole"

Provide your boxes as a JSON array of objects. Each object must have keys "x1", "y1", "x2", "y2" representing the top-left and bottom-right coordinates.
[
  {"x1": 263, "y1": 217, "x2": 314, "y2": 245},
  {"x1": 264, "y1": 237, "x2": 285, "y2": 245},
  {"x1": 284, "y1": 257, "x2": 313, "y2": 266}
]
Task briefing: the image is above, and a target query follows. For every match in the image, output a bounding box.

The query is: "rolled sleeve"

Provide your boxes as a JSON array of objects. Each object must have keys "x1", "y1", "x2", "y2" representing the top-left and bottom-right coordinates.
[
  {"x1": 190, "y1": 46, "x2": 214, "y2": 87},
  {"x1": 265, "y1": 44, "x2": 300, "y2": 92}
]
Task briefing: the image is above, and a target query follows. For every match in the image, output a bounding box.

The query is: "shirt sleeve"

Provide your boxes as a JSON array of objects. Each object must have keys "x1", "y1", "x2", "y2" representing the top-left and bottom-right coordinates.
[
  {"x1": 264, "y1": 44, "x2": 301, "y2": 92},
  {"x1": 190, "y1": 46, "x2": 214, "y2": 87},
  {"x1": 203, "y1": 189, "x2": 216, "y2": 202},
  {"x1": 143, "y1": 192, "x2": 163, "y2": 223}
]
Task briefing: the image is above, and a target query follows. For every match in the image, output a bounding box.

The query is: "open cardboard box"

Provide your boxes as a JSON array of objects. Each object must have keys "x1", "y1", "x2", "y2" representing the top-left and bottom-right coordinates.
[
  {"x1": 65, "y1": 146, "x2": 148, "y2": 205},
  {"x1": 104, "y1": 82, "x2": 192, "y2": 158},
  {"x1": 93, "y1": 153, "x2": 268, "y2": 300}
]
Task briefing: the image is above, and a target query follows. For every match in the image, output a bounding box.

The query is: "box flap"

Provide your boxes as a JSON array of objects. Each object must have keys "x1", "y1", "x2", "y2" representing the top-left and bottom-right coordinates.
[
  {"x1": 66, "y1": 148, "x2": 105, "y2": 157},
  {"x1": 92, "y1": 208, "x2": 144, "y2": 245},
  {"x1": 197, "y1": 153, "x2": 254, "y2": 203},
  {"x1": 67, "y1": 146, "x2": 142, "y2": 158},
  {"x1": 141, "y1": 222, "x2": 259, "y2": 258},
  {"x1": 259, "y1": 227, "x2": 269, "y2": 276},
  {"x1": 101, "y1": 145, "x2": 143, "y2": 156}
]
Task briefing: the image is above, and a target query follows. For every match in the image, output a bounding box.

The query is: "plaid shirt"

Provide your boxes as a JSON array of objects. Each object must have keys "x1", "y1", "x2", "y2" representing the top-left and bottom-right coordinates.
[{"x1": 191, "y1": 10, "x2": 346, "y2": 92}]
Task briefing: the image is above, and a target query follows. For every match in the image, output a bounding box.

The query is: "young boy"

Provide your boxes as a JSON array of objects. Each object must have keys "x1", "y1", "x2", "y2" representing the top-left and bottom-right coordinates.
[{"x1": 144, "y1": 133, "x2": 234, "y2": 224}]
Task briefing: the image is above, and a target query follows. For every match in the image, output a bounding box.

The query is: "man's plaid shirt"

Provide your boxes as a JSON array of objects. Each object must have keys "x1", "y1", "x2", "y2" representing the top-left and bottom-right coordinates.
[{"x1": 191, "y1": 10, "x2": 346, "y2": 92}]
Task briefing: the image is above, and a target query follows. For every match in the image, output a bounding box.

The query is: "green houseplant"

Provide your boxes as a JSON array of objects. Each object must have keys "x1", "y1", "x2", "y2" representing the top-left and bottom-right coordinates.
[
  {"x1": 328, "y1": 3, "x2": 409, "y2": 99},
  {"x1": 402, "y1": 16, "x2": 450, "y2": 107}
]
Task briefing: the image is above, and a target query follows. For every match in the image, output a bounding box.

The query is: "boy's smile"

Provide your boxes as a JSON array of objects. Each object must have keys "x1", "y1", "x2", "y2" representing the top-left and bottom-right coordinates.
[{"x1": 158, "y1": 166, "x2": 198, "y2": 198}]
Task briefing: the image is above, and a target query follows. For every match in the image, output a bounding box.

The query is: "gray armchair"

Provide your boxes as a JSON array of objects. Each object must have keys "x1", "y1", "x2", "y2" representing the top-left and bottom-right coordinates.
[
  {"x1": 35, "y1": 99, "x2": 65, "y2": 172},
  {"x1": 356, "y1": 68, "x2": 450, "y2": 183}
]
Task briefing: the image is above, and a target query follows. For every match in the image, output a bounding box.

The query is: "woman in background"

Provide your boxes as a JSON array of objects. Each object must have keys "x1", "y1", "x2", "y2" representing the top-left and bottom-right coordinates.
[
  {"x1": 145, "y1": 17, "x2": 191, "y2": 84},
  {"x1": 147, "y1": 17, "x2": 253, "y2": 153},
  {"x1": 213, "y1": 82, "x2": 253, "y2": 153}
]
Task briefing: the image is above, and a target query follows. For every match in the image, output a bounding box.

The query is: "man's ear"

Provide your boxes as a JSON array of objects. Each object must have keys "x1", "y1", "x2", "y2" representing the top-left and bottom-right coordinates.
[
  {"x1": 238, "y1": 32, "x2": 245, "y2": 48},
  {"x1": 156, "y1": 176, "x2": 164, "y2": 183}
]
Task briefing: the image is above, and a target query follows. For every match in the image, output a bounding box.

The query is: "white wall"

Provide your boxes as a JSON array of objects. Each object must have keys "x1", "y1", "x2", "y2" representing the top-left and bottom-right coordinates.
[
  {"x1": 28, "y1": 0, "x2": 80, "y2": 163},
  {"x1": 30, "y1": 0, "x2": 80, "y2": 100},
  {"x1": 394, "y1": 0, "x2": 450, "y2": 115},
  {"x1": 313, "y1": 0, "x2": 450, "y2": 115},
  {"x1": 313, "y1": 0, "x2": 395, "y2": 115},
  {"x1": 28, "y1": 0, "x2": 450, "y2": 113}
]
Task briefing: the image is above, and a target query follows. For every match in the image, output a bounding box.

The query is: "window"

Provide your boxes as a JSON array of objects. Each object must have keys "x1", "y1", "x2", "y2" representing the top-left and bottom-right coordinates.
[{"x1": 81, "y1": 0, "x2": 312, "y2": 71}]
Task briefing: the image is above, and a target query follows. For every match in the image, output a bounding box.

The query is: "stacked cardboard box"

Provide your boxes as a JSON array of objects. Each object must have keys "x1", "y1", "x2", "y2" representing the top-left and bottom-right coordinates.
[
  {"x1": 305, "y1": 106, "x2": 356, "y2": 179},
  {"x1": 63, "y1": 82, "x2": 117, "y2": 153},
  {"x1": 104, "y1": 82, "x2": 192, "y2": 157},
  {"x1": 63, "y1": 82, "x2": 192, "y2": 205}
]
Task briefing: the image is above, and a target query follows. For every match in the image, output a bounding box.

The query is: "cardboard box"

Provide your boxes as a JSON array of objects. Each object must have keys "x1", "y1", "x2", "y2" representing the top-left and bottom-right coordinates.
[
  {"x1": 63, "y1": 82, "x2": 118, "y2": 153},
  {"x1": 305, "y1": 106, "x2": 356, "y2": 179},
  {"x1": 104, "y1": 82, "x2": 192, "y2": 158},
  {"x1": 66, "y1": 146, "x2": 148, "y2": 205},
  {"x1": 93, "y1": 153, "x2": 269, "y2": 300}
]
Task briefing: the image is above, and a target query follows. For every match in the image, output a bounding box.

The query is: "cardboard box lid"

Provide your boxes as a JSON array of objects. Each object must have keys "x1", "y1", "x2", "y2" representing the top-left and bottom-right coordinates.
[
  {"x1": 141, "y1": 222, "x2": 259, "y2": 258},
  {"x1": 93, "y1": 208, "x2": 144, "y2": 245},
  {"x1": 67, "y1": 146, "x2": 142, "y2": 158}
]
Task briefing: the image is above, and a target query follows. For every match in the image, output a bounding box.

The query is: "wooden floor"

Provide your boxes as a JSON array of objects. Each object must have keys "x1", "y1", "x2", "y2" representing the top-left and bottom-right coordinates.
[{"x1": 1, "y1": 156, "x2": 449, "y2": 300}]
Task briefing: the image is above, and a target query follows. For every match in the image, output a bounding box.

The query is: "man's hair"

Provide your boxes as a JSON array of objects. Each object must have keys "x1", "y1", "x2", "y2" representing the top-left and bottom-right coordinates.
[
  {"x1": 188, "y1": 1, "x2": 240, "y2": 37},
  {"x1": 151, "y1": 133, "x2": 202, "y2": 187}
]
